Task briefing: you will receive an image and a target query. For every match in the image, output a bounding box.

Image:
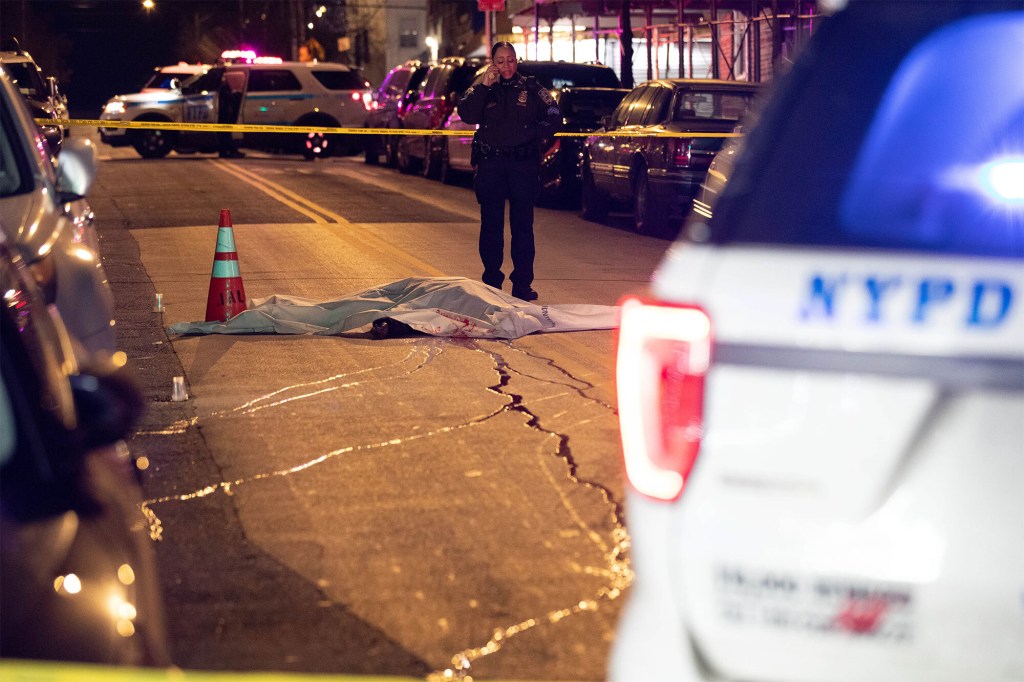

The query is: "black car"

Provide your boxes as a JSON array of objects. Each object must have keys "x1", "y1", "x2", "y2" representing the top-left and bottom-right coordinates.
[
  {"x1": 363, "y1": 60, "x2": 429, "y2": 166},
  {"x1": 540, "y1": 86, "x2": 629, "y2": 205},
  {"x1": 581, "y1": 78, "x2": 760, "y2": 236},
  {"x1": 396, "y1": 56, "x2": 483, "y2": 176}
]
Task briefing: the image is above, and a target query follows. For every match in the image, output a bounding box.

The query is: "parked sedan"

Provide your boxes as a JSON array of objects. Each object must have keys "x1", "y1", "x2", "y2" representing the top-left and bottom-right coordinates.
[
  {"x1": 610, "y1": 3, "x2": 1024, "y2": 681},
  {"x1": 0, "y1": 65, "x2": 116, "y2": 357},
  {"x1": 581, "y1": 79, "x2": 760, "y2": 236},
  {"x1": 0, "y1": 230, "x2": 170, "y2": 666}
]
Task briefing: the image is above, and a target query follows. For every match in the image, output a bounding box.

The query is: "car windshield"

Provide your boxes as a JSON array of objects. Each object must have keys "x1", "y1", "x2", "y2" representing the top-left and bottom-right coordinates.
[
  {"x1": 3, "y1": 62, "x2": 44, "y2": 99},
  {"x1": 142, "y1": 71, "x2": 192, "y2": 89},
  {"x1": 701, "y1": 5, "x2": 1024, "y2": 259}
]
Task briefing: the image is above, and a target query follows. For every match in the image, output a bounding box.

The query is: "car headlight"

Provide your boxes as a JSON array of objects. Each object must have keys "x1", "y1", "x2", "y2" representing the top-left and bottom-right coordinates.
[{"x1": 103, "y1": 101, "x2": 126, "y2": 115}]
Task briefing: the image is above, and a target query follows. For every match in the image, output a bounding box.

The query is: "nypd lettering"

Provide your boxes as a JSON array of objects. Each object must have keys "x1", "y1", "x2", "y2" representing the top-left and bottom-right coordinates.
[{"x1": 800, "y1": 273, "x2": 1014, "y2": 328}]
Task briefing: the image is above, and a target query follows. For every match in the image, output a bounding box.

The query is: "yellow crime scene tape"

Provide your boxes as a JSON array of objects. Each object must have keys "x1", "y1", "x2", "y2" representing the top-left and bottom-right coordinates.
[
  {"x1": 44, "y1": 118, "x2": 742, "y2": 139},
  {"x1": 0, "y1": 660, "x2": 426, "y2": 682}
]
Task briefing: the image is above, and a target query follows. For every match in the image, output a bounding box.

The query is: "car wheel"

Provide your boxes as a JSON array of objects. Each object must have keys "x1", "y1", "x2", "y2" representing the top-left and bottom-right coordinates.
[
  {"x1": 130, "y1": 129, "x2": 173, "y2": 159},
  {"x1": 303, "y1": 132, "x2": 331, "y2": 160},
  {"x1": 363, "y1": 136, "x2": 379, "y2": 165},
  {"x1": 633, "y1": 169, "x2": 669, "y2": 236},
  {"x1": 397, "y1": 140, "x2": 418, "y2": 174},
  {"x1": 423, "y1": 138, "x2": 441, "y2": 180},
  {"x1": 384, "y1": 136, "x2": 399, "y2": 167},
  {"x1": 580, "y1": 161, "x2": 609, "y2": 222}
]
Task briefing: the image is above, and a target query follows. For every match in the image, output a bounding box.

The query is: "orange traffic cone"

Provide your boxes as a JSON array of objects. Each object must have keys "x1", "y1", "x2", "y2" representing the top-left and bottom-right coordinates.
[{"x1": 204, "y1": 209, "x2": 248, "y2": 322}]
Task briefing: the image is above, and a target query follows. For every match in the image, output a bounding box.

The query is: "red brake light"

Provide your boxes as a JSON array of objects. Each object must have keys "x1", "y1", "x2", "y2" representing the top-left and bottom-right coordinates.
[{"x1": 616, "y1": 296, "x2": 711, "y2": 501}]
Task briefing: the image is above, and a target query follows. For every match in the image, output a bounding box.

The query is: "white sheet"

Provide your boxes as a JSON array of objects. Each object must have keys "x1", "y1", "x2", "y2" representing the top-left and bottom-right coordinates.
[{"x1": 167, "y1": 277, "x2": 620, "y2": 339}]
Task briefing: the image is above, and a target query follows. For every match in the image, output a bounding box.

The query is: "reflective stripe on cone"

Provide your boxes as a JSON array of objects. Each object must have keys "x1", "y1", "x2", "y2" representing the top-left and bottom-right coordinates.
[{"x1": 205, "y1": 209, "x2": 248, "y2": 322}]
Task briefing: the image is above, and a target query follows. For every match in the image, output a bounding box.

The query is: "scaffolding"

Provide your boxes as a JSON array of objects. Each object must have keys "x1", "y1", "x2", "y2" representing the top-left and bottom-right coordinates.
[{"x1": 497, "y1": 0, "x2": 823, "y2": 85}]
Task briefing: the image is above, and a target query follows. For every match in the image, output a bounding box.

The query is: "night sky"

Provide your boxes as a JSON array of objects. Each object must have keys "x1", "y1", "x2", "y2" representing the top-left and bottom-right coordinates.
[{"x1": 4, "y1": 1, "x2": 299, "y2": 115}]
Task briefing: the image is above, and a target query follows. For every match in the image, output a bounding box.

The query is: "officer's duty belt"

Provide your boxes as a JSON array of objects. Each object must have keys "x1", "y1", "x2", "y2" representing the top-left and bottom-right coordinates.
[{"x1": 473, "y1": 140, "x2": 539, "y2": 161}]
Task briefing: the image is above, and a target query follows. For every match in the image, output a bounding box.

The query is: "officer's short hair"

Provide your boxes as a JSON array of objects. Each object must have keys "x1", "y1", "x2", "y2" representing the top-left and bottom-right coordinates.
[{"x1": 491, "y1": 41, "x2": 517, "y2": 59}]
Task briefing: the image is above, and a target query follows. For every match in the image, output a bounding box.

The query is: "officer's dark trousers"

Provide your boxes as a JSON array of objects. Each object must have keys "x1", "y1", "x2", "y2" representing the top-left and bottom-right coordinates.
[{"x1": 474, "y1": 157, "x2": 539, "y2": 290}]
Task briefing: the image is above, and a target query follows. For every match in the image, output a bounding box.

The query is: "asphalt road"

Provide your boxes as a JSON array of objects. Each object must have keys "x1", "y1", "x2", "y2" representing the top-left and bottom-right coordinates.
[{"x1": 87, "y1": 134, "x2": 671, "y2": 681}]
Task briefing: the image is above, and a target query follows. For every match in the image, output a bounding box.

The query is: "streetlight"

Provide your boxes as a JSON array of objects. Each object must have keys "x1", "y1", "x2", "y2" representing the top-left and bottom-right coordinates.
[{"x1": 142, "y1": 0, "x2": 155, "y2": 11}]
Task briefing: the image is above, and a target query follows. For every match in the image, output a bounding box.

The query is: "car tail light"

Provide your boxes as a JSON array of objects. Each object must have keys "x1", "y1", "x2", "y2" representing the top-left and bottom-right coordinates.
[
  {"x1": 671, "y1": 138, "x2": 693, "y2": 167},
  {"x1": 430, "y1": 102, "x2": 452, "y2": 130},
  {"x1": 616, "y1": 296, "x2": 711, "y2": 501}
]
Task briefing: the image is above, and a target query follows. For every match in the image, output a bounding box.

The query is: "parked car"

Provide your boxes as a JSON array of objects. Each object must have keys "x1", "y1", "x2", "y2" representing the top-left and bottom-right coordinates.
[
  {"x1": 0, "y1": 228, "x2": 170, "y2": 666},
  {"x1": 539, "y1": 86, "x2": 629, "y2": 205},
  {"x1": 610, "y1": 4, "x2": 1024, "y2": 682},
  {"x1": 0, "y1": 38, "x2": 70, "y2": 154},
  {"x1": 581, "y1": 78, "x2": 760, "y2": 236},
  {"x1": 395, "y1": 56, "x2": 483, "y2": 176},
  {"x1": 436, "y1": 60, "x2": 625, "y2": 202},
  {"x1": 363, "y1": 59, "x2": 429, "y2": 166},
  {"x1": 0, "y1": 65, "x2": 116, "y2": 358},
  {"x1": 99, "y1": 58, "x2": 373, "y2": 159}
]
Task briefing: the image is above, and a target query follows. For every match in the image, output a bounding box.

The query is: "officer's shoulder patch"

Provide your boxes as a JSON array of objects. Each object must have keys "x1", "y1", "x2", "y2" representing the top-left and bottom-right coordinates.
[
  {"x1": 538, "y1": 88, "x2": 554, "y2": 105},
  {"x1": 465, "y1": 85, "x2": 475, "y2": 97}
]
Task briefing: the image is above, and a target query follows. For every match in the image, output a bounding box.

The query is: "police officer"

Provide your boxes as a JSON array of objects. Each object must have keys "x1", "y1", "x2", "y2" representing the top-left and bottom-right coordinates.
[{"x1": 457, "y1": 42, "x2": 562, "y2": 301}]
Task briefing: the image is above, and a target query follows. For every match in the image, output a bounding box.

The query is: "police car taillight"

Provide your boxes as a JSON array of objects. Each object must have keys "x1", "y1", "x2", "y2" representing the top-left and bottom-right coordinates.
[{"x1": 616, "y1": 296, "x2": 711, "y2": 502}]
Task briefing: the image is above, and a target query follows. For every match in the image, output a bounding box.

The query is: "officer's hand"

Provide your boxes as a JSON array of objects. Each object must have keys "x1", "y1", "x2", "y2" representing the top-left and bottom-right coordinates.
[{"x1": 483, "y1": 65, "x2": 499, "y2": 87}]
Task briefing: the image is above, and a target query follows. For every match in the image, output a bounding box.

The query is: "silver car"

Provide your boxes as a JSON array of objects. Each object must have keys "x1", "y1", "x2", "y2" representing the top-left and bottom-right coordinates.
[{"x1": 0, "y1": 63, "x2": 116, "y2": 358}]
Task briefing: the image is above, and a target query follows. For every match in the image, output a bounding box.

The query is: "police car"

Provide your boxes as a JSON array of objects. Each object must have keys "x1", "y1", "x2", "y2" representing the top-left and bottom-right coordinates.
[
  {"x1": 99, "y1": 52, "x2": 372, "y2": 159},
  {"x1": 610, "y1": 3, "x2": 1024, "y2": 681}
]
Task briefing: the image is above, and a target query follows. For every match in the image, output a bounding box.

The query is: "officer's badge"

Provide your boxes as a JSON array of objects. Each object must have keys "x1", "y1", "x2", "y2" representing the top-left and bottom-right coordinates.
[
  {"x1": 539, "y1": 88, "x2": 554, "y2": 105},
  {"x1": 518, "y1": 90, "x2": 528, "y2": 105}
]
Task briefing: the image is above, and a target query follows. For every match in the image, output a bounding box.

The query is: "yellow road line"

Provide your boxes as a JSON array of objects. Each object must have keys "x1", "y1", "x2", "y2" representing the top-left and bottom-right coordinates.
[
  {"x1": 211, "y1": 160, "x2": 330, "y2": 224},
  {"x1": 54, "y1": 118, "x2": 741, "y2": 139},
  {"x1": 206, "y1": 161, "x2": 445, "y2": 277}
]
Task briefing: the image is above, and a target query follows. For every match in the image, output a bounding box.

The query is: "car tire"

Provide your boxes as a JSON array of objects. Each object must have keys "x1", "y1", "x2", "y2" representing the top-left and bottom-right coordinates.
[
  {"x1": 383, "y1": 136, "x2": 399, "y2": 167},
  {"x1": 633, "y1": 169, "x2": 669, "y2": 236},
  {"x1": 423, "y1": 138, "x2": 441, "y2": 180},
  {"x1": 580, "y1": 161, "x2": 609, "y2": 222},
  {"x1": 302, "y1": 132, "x2": 332, "y2": 160},
  {"x1": 396, "y1": 140, "x2": 418, "y2": 174},
  {"x1": 363, "y1": 136, "x2": 380, "y2": 165},
  {"x1": 130, "y1": 129, "x2": 173, "y2": 159}
]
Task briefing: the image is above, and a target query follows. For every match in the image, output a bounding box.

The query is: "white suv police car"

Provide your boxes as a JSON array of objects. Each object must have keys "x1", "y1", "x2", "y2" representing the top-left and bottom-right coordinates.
[
  {"x1": 611, "y1": 3, "x2": 1024, "y2": 681},
  {"x1": 99, "y1": 58, "x2": 371, "y2": 159}
]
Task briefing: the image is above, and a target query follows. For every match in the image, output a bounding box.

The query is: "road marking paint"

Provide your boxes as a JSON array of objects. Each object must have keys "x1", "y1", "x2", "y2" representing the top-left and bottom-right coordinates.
[
  {"x1": 211, "y1": 160, "x2": 329, "y2": 224},
  {"x1": 208, "y1": 160, "x2": 446, "y2": 277}
]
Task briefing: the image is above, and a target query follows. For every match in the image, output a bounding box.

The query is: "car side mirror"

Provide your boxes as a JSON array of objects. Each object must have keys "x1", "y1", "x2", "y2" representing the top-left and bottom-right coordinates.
[
  {"x1": 169, "y1": 77, "x2": 182, "y2": 91},
  {"x1": 55, "y1": 137, "x2": 97, "y2": 200},
  {"x1": 46, "y1": 75, "x2": 60, "y2": 100},
  {"x1": 70, "y1": 354, "x2": 145, "y2": 451}
]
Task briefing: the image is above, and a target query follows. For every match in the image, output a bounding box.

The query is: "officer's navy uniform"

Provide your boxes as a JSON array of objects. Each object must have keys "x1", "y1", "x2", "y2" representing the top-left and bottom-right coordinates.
[{"x1": 457, "y1": 73, "x2": 562, "y2": 297}]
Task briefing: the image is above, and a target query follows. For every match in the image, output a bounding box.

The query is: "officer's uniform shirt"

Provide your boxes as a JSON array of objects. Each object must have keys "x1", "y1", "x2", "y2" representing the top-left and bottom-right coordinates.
[{"x1": 457, "y1": 73, "x2": 562, "y2": 149}]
